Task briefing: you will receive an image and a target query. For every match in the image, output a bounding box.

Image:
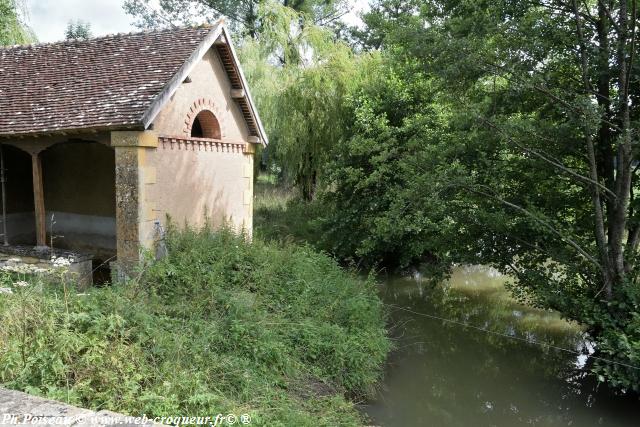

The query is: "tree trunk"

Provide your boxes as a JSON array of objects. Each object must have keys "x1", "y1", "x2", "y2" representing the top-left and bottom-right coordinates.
[
  {"x1": 608, "y1": 0, "x2": 633, "y2": 290},
  {"x1": 596, "y1": 2, "x2": 616, "y2": 245},
  {"x1": 572, "y1": 0, "x2": 613, "y2": 297}
]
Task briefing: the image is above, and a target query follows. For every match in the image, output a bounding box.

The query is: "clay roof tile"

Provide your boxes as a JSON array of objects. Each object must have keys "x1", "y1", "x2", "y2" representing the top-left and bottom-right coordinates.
[{"x1": 0, "y1": 26, "x2": 211, "y2": 136}]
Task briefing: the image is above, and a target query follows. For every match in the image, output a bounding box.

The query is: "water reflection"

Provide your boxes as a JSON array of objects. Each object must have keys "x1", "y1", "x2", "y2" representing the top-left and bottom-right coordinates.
[{"x1": 363, "y1": 266, "x2": 640, "y2": 427}]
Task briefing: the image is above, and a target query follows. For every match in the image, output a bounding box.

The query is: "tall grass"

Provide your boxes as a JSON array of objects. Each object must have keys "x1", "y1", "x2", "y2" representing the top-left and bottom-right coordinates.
[
  {"x1": 0, "y1": 228, "x2": 390, "y2": 426},
  {"x1": 253, "y1": 177, "x2": 324, "y2": 246}
]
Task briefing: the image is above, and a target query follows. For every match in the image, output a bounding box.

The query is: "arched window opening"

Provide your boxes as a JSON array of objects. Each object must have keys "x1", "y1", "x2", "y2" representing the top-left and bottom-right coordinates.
[
  {"x1": 191, "y1": 117, "x2": 204, "y2": 138},
  {"x1": 191, "y1": 110, "x2": 221, "y2": 139}
]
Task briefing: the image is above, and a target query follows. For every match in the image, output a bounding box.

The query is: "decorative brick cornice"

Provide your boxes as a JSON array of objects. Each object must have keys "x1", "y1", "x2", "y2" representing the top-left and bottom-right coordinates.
[
  {"x1": 159, "y1": 135, "x2": 249, "y2": 153},
  {"x1": 183, "y1": 98, "x2": 224, "y2": 137}
]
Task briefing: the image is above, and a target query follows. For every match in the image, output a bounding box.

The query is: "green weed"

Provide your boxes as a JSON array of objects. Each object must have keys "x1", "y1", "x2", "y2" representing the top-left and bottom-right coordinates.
[{"x1": 0, "y1": 228, "x2": 389, "y2": 426}]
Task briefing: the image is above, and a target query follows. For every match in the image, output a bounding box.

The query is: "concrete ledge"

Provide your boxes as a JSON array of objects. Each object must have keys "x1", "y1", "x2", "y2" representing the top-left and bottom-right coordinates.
[
  {"x1": 0, "y1": 388, "x2": 163, "y2": 426},
  {"x1": 0, "y1": 246, "x2": 94, "y2": 288}
]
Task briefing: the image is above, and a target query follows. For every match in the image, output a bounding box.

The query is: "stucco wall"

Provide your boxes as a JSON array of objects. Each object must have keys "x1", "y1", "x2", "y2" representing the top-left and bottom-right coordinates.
[
  {"x1": 152, "y1": 48, "x2": 250, "y2": 141},
  {"x1": 147, "y1": 141, "x2": 253, "y2": 232},
  {"x1": 147, "y1": 47, "x2": 254, "y2": 233},
  {"x1": 4, "y1": 213, "x2": 35, "y2": 244},
  {"x1": 42, "y1": 142, "x2": 116, "y2": 217}
]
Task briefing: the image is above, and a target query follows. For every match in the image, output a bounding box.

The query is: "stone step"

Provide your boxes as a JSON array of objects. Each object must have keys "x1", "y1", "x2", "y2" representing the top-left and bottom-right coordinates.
[{"x1": 0, "y1": 388, "x2": 164, "y2": 426}]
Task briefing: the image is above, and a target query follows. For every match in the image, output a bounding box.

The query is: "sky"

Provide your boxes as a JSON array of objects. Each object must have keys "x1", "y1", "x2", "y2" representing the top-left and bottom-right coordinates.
[{"x1": 26, "y1": 0, "x2": 370, "y2": 43}]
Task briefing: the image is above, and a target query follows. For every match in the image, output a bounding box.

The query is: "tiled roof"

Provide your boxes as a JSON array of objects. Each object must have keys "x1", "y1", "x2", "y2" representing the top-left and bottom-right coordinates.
[{"x1": 0, "y1": 27, "x2": 212, "y2": 136}]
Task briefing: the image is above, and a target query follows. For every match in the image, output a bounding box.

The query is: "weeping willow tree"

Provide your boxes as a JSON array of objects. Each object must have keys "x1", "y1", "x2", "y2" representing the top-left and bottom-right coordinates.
[
  {"x1": 270, "y1": 49, "x2": 364, "y2": 200},
  {"x1": 0, "y1": 0, "x2": 35, "y2": 46},
  {"x1": 123, "y1": 0, "x2": 347, "y2": 39},
  {"x1": 239, "y1": 1, "x2": 366, "y2": 200}
]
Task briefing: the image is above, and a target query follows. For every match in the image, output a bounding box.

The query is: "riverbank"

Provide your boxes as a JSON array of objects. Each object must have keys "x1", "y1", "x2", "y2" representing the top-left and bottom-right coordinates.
[{"x1": 0, "y1": 228, "x2": 390, "y2": 426}]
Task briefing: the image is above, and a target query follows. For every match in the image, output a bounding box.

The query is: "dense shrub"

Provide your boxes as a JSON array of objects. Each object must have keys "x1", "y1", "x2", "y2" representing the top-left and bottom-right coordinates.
[
  {"x1": 0, "y1": 228, "x2": 390, "y2": 426},
  {"x1": 316, "y1": 64, "x2": 462, "y2": 270}
]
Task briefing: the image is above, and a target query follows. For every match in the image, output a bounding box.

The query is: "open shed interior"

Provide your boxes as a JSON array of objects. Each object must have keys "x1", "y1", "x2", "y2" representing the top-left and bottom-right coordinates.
[{"x1": 1, "y1": 141, "x2": 117, "y2": 283}]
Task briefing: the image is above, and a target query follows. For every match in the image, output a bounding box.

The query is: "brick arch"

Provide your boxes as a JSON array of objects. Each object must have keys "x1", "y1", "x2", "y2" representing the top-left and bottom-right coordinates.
[{"x1": 184, "y1": 99, "x2": 224, "y2": 139}]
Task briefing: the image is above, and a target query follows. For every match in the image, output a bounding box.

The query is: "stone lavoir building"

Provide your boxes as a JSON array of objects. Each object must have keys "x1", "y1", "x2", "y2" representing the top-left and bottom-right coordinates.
[{"x1": 0, "y1": 20, "x2": 267, "y2": 283}]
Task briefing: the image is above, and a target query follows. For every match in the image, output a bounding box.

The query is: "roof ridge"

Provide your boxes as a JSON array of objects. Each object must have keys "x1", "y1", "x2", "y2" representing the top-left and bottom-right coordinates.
[{"x1": 0, "y1": 22, "x2": 219, "y2": 51}]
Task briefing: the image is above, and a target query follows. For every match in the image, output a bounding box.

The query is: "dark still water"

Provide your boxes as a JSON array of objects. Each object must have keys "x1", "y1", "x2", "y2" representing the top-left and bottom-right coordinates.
[{"x1": 363, "y1": 266, "x2": 640, "y2": 427}]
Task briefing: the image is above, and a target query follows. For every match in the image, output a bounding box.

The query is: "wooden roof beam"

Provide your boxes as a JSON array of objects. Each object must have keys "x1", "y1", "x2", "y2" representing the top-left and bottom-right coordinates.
[{"x1": 231, "y1": 88, "x2": 245, "y2": 99}]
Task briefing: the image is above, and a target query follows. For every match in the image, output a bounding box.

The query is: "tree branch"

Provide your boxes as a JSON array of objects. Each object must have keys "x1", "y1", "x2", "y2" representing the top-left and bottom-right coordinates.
[
  {"x1": 597, "y1": 0, "x2": 622, "y2": 32},
  {"x1": 608, "y1": 0, "x2": 634, "y2": 280},
  {"x1": 626, "y1": 0, "x2": 637, "y2": 98},
  {"x1": 479, "y1": 60, "x2": 623, "y2": 133},
  {"x1": 572, "y1": 0, "x2": 613, "y2": 293},
  {"x1": 478, "y1": 117, "x2": 618, "y2": 200},
  {"x1": 531, "y1": 0, "x2": 597, "y2": 25},
  {"x1": 469, "y1": 185, "x2": 602, "y2": 268}
]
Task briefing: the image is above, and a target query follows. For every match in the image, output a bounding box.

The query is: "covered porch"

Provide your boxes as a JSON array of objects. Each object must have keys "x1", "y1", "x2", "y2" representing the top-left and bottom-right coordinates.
[{"x1": 0, "y1": 135, "x2": 117, "y2": 284}]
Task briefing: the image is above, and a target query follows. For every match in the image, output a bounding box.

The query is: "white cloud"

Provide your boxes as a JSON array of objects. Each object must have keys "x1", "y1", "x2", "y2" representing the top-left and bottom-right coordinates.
[{"x1": 27, "y1": 0, "x2": 136, "y2": 43}]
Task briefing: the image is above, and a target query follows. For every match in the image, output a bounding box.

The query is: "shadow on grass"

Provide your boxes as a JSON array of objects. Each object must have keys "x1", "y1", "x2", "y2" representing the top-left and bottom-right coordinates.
[{"x1": 254, "y1": 177, "x2": 324, "y2": 247}]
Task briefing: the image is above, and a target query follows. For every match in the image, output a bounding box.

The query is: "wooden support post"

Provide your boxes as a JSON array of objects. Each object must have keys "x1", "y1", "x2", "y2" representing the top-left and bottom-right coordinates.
[{"x1": 31, "y1": 153, "x2": 46, "y2": 248}]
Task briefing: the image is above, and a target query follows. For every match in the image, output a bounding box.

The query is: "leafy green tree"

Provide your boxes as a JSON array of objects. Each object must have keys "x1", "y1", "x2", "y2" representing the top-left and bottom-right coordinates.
[
  {"x1": 0, "y1": 0, "x2": 35, "y2": 46},
  {"x1": 346, "y1": 0, "x2": 412, "y2": 50},
  {"x1": 329, "y1": 0, "x2": 640, "y2": 390},
  {"x1": 320, "y1": 59, "x2": 461, "y2": 266},
  {"x1": 123, "y1": 0, "x2": 347, "y2": 38},
  {"x1": 233, "y1": 2, "x2": 361, "y2": 199},
  {"x1": 65, "y1": 20, "x2": 92, "y2": 41},
  {"x1": 268, "y1": 44, "x2": 363, "y2": 200}
]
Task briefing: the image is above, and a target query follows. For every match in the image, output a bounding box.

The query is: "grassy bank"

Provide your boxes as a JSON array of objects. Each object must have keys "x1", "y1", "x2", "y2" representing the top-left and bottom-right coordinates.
[{"x1": 0, "y1": 228, "x2": 390, "y2": 426}]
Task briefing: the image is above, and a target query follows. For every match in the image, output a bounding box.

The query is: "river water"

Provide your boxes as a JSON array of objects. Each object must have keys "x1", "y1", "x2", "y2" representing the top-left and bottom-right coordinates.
[{"x1": 363, "y1": 265, "x2": 640, "y2": 427}]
